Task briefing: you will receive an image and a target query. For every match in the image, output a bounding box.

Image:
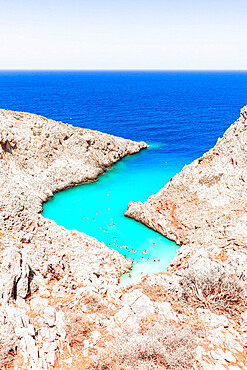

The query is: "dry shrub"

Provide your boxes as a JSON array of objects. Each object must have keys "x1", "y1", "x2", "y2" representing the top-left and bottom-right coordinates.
[
  {"x1": 140, "y1": 282, "x2": 185, "y2": 314},
  {"x1": 187, "y1": 318, "x2": 206, "y2": 337},
  {"x1": 139, "y1": 314, "x2": 157, "y2": 333},
  {"x1": 84, "y1": 295, "x2": 104, "y2": 313},
  {"x1": 140, "y1": 283, "x2": 168, "y2": 302},
  {"x1": 179, "y1": 265, "x2": 246, "y2": 316},
  {"x1": 91, "y1": 321, "x2": 198, "y2": 370},
  {"x1": 90, "y1": 347, "x2": 120, "y2": 370},
  {"x1": 66, "y1": 314, "x2": 93, "y2": 348},
  {"x1": 0, "y1": 336, "x2": 16, "y2": 369},
  {"x1": 81, "y1": 292, "x2": 107, "y2": 314}
]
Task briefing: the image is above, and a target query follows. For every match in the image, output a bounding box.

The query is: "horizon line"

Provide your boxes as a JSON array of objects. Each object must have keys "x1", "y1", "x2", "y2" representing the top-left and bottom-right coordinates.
[{"x1": 1, "y1": 68, "x2": 247, "y2": 72}]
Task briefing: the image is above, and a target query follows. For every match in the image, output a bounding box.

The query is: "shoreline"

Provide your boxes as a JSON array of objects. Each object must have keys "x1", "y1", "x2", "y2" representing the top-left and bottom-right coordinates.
[
  {"x1": 42, "y1": 149, "x2": 179, "y2": 286},
  {"x1": 1, "y1": 107, "x2": 247, "y2": 369},
  {"x1": 125, "y1": 105, "x2": 247, "y2": 252},
  {"x1": 0, "y1": 108, "x2": 147, "y2": 281}
]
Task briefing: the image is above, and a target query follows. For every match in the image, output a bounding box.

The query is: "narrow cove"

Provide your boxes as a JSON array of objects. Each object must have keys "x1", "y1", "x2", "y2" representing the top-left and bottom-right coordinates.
[{"x1": 42, "y1": 144, "x2": 180, "y2": 284}]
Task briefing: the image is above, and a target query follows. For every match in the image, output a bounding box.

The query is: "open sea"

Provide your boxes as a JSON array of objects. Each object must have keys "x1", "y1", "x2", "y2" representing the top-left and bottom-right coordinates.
[{"x1": 1, "y1": 71, "x2": 247, "y2": 283}]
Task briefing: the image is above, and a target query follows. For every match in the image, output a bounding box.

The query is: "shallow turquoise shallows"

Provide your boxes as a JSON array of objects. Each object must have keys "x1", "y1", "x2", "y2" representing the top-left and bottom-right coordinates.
[{"x1": 42, "y1": 144, "x2": 179, "y2": 284}]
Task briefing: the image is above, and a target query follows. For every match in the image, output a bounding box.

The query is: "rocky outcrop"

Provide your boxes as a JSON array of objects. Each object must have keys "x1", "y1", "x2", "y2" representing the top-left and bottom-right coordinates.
[
  {"x1": 125, "y1": 105, "x2": 247, "y2": 251},
  {"x1": 2, "y1": 107, "x2": 247, "y2": 369},
  {"x1": 124, "y1": 107, "x2": 247, "y2": 370},
  {"x1": 0, "y1": 109, "x2": 146, "y2": 368},
  {"x1": 0, "y1": 109, "x2": 146, "y2": 287}
]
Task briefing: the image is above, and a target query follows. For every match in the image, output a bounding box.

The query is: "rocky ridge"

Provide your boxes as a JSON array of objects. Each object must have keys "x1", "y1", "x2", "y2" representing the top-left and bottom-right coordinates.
[
  {"x1": 0, "y1": 109, "x2": 147, "y2": 369},
  {"x1": 124, "y1": 106, "x2": 247, "y2": 369},
  {"x1": 2, "y1": 107, "x2": 247, "y2": 369},
  {"x1": 125, "y1": 105, "x2": 247, "y2": 250}
]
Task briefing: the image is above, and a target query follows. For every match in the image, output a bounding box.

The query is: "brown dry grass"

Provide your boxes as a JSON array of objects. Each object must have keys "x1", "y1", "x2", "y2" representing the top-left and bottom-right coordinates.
[
  {"x1": 0, "y1": 337, "x2": 16, "y2": 369},
  {"x1": 179, "y1": 264, "x2": 247, "y2": 318},
  {"x1": 140, "y1": 283, "x2": 168, "y2": 302},
  {"x1": 82, "y1": 293, "x2": 106, "y2": 314},
  {"x1": 66, "y1": 314, "x2": 93, "y2": 349},
  {"x1": 91, "y1": 319, "x2": 198, "y2": 370}
]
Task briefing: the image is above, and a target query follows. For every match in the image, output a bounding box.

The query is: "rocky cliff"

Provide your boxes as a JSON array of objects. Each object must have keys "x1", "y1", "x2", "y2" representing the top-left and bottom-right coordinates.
[
  {"x1": 0, "y1": 109, "x2": 147, "y2": 286},
  {"x1": 124, "y1": 106, "x2": 247, "y2": 370},
  {"x1": 0, "y1": 109, "x2": 147, "y2": 369},
  {"x1": 125, "y1": 105, "x2": 247, "y2": 251},
  {"x1": 2, "y1": 108, "x2": 247, "y2": 370}
]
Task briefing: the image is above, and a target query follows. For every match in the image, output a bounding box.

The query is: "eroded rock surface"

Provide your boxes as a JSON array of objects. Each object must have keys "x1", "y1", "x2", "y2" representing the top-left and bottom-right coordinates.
[
  {"x1": 0, "y1": 109, "x2": 147, "y2": 368},
  {"x1": 2, "y1": 107, "x2": 247, "y2": 369},
  {"x1": 124, "y1": 106, "x2": 247, "y2": 370},
  {"x1": 0, "y1": 109, "x2": 147, "y2": 287},
  {"x1": 125, "y1": 105, "x2": 247, "y2": 251}
]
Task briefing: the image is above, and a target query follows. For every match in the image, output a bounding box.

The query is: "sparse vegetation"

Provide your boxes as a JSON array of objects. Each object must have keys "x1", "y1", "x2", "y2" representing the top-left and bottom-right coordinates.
[
  {"x1": 30, "y1": 122, "x2": 43, "y2": 136},
  {"x1": 179, "y1": 264, "x2": 246, "y2": 317},
  {"x1": 82, "y1": 292, "x2": 106, "y2": 313},
  {"x1": 140, "y1": 283, "x2": 168, "y2": 302},
  {"x1": 198, "y1": 173, "x2": 223, "y2": 186},
  {"x1": 66, "y1": 314, "x2": 93, "y2": 348},
  {"x1": 0, "y1": 336, "x2": 16, "y2": 368},
  {"x1": 91, "y1": 320, "x2": 198, "y2": 370}
]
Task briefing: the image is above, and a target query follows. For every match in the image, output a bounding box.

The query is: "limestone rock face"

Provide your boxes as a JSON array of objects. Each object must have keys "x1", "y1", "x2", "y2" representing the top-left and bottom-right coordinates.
[
  {"x1": 123, "y1": 108, "x2": 247, "y2": 370},
  {"x1": 0, "y1": 109, "x2": 146, "y2": 369},
  {"x1": 0, "y1": 109, "x2": 146, "y2": 288},
  {"x1": 125, "y1": 105, "x2": 247, "y2": 251},
  {"x1": 2, "y1": 107, "x2": 247, "y2": 370}
]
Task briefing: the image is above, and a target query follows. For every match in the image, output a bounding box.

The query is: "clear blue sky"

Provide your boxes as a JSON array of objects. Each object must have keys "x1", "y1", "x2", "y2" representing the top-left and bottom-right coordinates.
[{"x1": 0, "y1": 0, "x2": 246, "y2": 70}]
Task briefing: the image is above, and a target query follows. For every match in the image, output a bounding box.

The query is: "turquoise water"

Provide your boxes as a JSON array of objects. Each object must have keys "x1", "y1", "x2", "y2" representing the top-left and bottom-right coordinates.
[
  {"x1": 2, "y1": 71, "x2": 247, "y2": 283},
  {"x1": 42, "y1": 144, "x2": 180, "y2": 284}
]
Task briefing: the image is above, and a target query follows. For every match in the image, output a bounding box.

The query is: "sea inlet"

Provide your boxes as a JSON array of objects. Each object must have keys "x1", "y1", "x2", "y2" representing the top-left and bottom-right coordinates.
[
  {"x1": 42, "y1": 144, "x2": 179, "y2": 284},
  {"x1": 2, "y1": 71, "x2": 246, "y2": 283}
]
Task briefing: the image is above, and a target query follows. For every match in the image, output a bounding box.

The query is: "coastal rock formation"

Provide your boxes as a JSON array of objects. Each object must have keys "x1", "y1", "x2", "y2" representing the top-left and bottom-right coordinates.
[
  {"x1": 2, "y1": 107, "x2": 247, "y2": 369},
  {"x1": 0, "y1": 109, "x2": 147, "y2": 287},
  {"x1": 125, "y1": 105, "x2": 247, "y2": 251},
  {"x1": 0, "y1": 109, "x2": 146, "y2": 368},
  {"x1": 124, "y1": 106, "x2": 247, "y2": 370}
]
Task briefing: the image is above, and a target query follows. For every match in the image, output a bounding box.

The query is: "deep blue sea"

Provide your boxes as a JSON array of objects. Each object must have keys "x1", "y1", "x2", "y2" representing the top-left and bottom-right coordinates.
[{"x1": 1, "y1": 71, "x2": 247, "y2": 283}]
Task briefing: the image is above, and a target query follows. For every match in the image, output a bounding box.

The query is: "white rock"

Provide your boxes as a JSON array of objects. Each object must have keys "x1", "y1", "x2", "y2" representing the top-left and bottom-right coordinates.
[
  {"x1": 27, "y1": 324, "x2": 35, "y2": 337},
  {"x1": 215, "y1": 365, "x2": 228, "y2": 370},
  {"x1": 91, "y1": 330, "x2": 101, "y2": 345},
  {"x1": 196, "y1": 345, "x2": 206, "y2": 360},
  {"x1": 55, "y1": 310, "x2": 66, "y2": 340},
  {"x1": 218, "y1": 349, "x2": 236, "y2": 363},
  {"x1": 107, "y1": 285, "x2": 122, "y2": 300},
  {"x1": 30, "y1": 297, "x2": 48, "y2": 313},
  {"x1": 155, "y1": 301, "x2": 177, "y2": 321},
  {"x1": 43, "y1": 306, "x2": 56, "y2": 327},
  {"x1": 209, "y1": 350, "x2": 222, "y2": 360},
  {"x1": 114, "y1": 304, "x2": 133, "y2": 325},
  {"x1": 45, "y1": 342, "x2": 57, "y2": 366},
  {"x1": 240, "y1": 311, "x2": 247, "y2": 326},
  {"x1": 15, "y1": 326, "x2": 25, "y2": 338},
  {"x1": 39, "y1": 286, "x2": 51, "y2": 297},
  {"x1": 122, "y1": 290, "x2": 154, "y2": 319},
  {"x1": 131, "y1": 294, "x2": 154, "y2": 317},
  {"x1": 199, "y1": 360, "x2": 225, "y2": 370},
  {"x1": 40, "y1": 326, "x2": 57, "y2": 342},
  {"x1": 197, "y1": 309, "x2": 228, "y2": 329}
]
